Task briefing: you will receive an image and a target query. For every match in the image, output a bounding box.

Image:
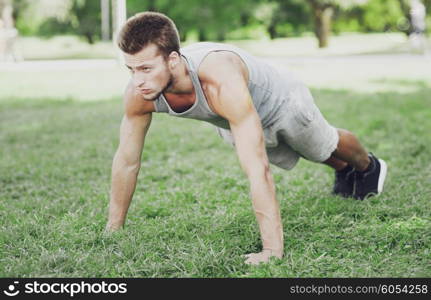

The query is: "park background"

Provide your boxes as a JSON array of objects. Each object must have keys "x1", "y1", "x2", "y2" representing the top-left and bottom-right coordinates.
[{"x1": 0, "y1": 0, "x2": 430, "y2": 277}]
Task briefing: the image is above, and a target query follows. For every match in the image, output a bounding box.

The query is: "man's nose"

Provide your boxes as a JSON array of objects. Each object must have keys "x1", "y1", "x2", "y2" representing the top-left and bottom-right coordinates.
[{"x1": 132, "y1": 73, "x2": 145, "y2": 87}]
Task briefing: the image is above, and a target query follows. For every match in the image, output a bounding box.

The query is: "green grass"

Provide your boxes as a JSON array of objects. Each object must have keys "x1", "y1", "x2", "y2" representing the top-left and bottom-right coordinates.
[{"x1": 1, "y1": 51, "x2": 430, "y2": 277}]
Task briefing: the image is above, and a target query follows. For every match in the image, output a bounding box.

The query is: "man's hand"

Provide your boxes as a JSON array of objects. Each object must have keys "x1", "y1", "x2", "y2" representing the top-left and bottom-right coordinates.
[
  {"x1": 244, "y1": 249, "x2": 283, "y2": 265},
  {"x1": 104, "y1": 222, "x2": 122, "y2": 233}
]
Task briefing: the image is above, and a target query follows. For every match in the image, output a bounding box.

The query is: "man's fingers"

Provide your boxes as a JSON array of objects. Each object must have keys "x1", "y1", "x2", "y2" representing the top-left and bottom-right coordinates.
[
  {"x1": 244, "y1": 252, "x2": 267, "y2": 265},
  {"x1": 245, "y1": 257, "x2": 263, "y2": 265},
  {"x1": 245, "y1": 258, "x2": 259, "y2": 265}
]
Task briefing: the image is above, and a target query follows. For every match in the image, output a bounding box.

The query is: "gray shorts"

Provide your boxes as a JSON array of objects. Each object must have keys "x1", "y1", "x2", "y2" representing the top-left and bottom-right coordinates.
[{"x1": 216, "y1": 84, "x2": 339, "y2": 170}]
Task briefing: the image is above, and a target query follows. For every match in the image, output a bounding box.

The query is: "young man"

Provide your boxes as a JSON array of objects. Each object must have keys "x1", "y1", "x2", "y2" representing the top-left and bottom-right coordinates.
[{"x1": 105, "y1": 12, "x2": 388, "y2": 265}]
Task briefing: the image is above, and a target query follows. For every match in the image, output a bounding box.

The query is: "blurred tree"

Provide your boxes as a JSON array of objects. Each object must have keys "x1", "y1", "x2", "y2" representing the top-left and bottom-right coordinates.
[
  {"x1": 360, "y1": 0, "x2": 404, "y2": 32},
  {"x1": 9, "y1": 0, "x2": 427, "y2": 45},
  {"x1": 195, "y1": 0, "x2": 255, "y2": 41},
  {"x1": 306, "y1": 0, "x2": 367, "y2": 47},
  {"x1": 251, "y1": 0, "x2": 310, "y2": 39},
  {"x1": 127, "y1": 0, "x2": 259, "y2": 42},
  {"x1": 127, "y1": 0, "x2": 189, "y2": 40},
  {"x1": 13, "y1": 0, "x2": 72, "y2": 36},
  {"x1": 253, "y1": 0, "x2": 284, "y2": 39},
  {"x1": 12, "y1": 0, "x2": 102, "y2": 43},
  {"x1": 332, "y1": 6, "x2": 363, "y2": 34},
  {"x1": 332, "y1": 0, "x2": 430, "y2": 35},
  {"x1": 69, "y1": 0, "x2": 101, "y2": 44}
]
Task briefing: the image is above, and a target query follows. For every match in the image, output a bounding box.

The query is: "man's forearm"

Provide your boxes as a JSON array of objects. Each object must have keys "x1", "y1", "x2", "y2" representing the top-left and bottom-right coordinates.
[
  {"x1": 106, "y1": 154, "x2": 140, "y2": 231},
  {"x1": 249, "y1": 169, "x2": 284, "y2": 256}
]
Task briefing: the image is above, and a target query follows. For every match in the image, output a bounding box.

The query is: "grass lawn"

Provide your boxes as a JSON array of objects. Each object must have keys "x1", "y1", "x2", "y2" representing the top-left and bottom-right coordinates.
[{"x1": 1, "y1": 38, "x2": 430, "y2": 277}]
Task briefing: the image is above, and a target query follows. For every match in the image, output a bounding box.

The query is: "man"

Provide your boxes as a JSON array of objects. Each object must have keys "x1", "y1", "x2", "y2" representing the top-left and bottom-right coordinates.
[
  {"x1": 409, "y1": 0, "x2": 427, "y2": 53},
  {"x1": 105, "y1": 12, "x2": 388, "y2": 265}
]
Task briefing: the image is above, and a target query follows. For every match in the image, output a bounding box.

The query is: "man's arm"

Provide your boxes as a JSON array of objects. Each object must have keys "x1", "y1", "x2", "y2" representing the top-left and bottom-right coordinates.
[
  {"x1": 106, "y1": 86, "x2": 153, "y2": 232},
  {"x1": 199, "y1": 52, "x2": 283, "y2": 264}
]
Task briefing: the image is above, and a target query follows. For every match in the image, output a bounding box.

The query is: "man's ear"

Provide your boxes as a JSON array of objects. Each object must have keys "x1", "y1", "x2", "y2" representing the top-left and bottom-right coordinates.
[{"x1": 168, "y1": 51, "x2": 180, "y2": 68}]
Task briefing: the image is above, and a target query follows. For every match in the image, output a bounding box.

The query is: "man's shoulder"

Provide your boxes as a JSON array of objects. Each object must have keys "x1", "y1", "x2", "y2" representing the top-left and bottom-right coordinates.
[
  {"x1": 198, "y1": 51, "x2": 248, "y2": 85},
  {"x1": 123, "y1": 82, "x2": 155, "y2": 116},
  {"x1": 181, "y1": 41, "x2": 224, "y2": 53}
]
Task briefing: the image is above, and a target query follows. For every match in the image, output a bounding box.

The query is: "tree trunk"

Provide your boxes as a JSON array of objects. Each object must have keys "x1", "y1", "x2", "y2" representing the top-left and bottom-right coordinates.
[
  {"x1": 398, "y1": 0, "x2": 413, "y2": 36},
  {"x1": 268, "y1": 21, "x2": 277, "y2": 39},
  {"x1": 216, "y1": 30, "x2": 225, "y2": 41},
  {"x1": 309, "y1": 1, "x2": 334, "y2": 48},
  {"x1": 85, "y1": 32, "x2": 94, "y2": 44},
  {"x1": 198, "y1": 29, "x2": 207, "y2": 41}
]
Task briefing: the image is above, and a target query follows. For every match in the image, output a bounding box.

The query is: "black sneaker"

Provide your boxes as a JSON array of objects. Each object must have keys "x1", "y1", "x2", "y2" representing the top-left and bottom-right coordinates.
[
  {"x1": 353, "y1": 153, "x2": 387, "y2": 200},
  {"x1": 333, "y1": 165, "x2": 355, "y2": 197}
]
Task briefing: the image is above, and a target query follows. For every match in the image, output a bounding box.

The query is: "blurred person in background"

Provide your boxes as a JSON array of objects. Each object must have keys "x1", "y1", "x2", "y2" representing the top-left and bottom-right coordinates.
[{"x1": 409, "y1": 0, "x2": 428, "y2": 53}]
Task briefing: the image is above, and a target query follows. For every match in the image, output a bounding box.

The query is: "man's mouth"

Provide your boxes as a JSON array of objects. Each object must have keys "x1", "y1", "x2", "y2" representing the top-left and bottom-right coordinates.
[{"x1": 139, "y1": 89, "x2": 152, "y2": 94}]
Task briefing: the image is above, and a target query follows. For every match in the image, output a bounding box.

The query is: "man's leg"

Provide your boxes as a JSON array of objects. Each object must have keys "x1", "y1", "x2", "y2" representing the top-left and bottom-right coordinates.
[
  {"x1": 323, "y1": 128, "x2": 370, "y2": 171},
  {"x1": 323, "y1": 128, "x2": 387, "y2": 199},
  {"x1": 273, "y1": 83, "x2": 387, "y2": 199}
]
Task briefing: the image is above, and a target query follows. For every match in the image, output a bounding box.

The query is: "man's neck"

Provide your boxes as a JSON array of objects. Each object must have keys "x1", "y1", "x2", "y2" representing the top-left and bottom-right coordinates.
[{"x1": 165, "y1": 57, "x2": 194, "y2": 96}]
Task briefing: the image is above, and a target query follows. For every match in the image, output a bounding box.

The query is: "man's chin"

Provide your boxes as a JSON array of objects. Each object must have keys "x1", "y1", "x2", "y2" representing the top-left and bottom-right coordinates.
[
  {"x1": 141, "y1": 92, "x2": 161, "y2": 101},
  {"x1": 142, "y1": 97, "x2": 157, "y2": 101}
]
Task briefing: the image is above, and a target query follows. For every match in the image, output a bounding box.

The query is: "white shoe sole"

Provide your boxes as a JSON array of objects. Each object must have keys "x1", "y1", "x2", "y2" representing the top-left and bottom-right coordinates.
[{"x1": 377, "y1": 159, "x2": 387, "y2": 194}]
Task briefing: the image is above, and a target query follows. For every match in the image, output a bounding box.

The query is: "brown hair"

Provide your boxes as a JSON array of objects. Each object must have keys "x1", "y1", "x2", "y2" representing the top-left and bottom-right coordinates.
[{"x1": 117, "y1": 12, "x2": 180, "y2": 57}]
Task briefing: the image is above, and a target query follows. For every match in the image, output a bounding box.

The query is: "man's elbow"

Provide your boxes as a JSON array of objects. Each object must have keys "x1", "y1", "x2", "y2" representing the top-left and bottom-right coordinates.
[
  {"x1": 113, "y1": 151, "x2": 141, "y2": 173},
  {"x1": 124, "y1": 163, "x2": 141, "y2": 173}
]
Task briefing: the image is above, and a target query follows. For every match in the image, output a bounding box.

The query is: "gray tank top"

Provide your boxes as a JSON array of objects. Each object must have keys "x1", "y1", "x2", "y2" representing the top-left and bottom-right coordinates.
[{"x1": 154, "y1": 42, "x2": 300, "y2": 130}]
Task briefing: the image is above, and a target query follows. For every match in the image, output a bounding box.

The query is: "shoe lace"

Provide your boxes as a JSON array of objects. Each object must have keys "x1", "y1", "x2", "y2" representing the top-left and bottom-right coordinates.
[
  {"x1": 335, "y1": 168, "x2": 354, "y2": 185},
  {"x1": 357, "y1": 157, "x2": 376, "y2": 179}
]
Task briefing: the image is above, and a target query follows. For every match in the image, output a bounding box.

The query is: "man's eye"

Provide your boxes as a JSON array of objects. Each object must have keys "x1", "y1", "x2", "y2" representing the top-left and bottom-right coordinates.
[{"x1": 143, "y1": 67, "x2": 151, "y2": 72}]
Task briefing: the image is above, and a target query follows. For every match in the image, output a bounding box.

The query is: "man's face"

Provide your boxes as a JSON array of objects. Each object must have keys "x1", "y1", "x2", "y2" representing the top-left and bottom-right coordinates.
[{"x1": 124, "y1": 44, "x2": 173, "y2": 101}]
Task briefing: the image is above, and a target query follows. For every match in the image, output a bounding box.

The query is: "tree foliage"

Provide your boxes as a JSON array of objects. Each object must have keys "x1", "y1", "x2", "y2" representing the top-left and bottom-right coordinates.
[
  {"x1": 361, "y1": 0, "x2": 405, "y2": 32},
  {"x1": 8, "y1": 0, "x2": 431, "y2": 45},
  {"x1": 127, "y1": 0, "x2": 260, "y2": 41},
  {"x1": 69, "y1": 0, "x2": 101, "y2": 44}
]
